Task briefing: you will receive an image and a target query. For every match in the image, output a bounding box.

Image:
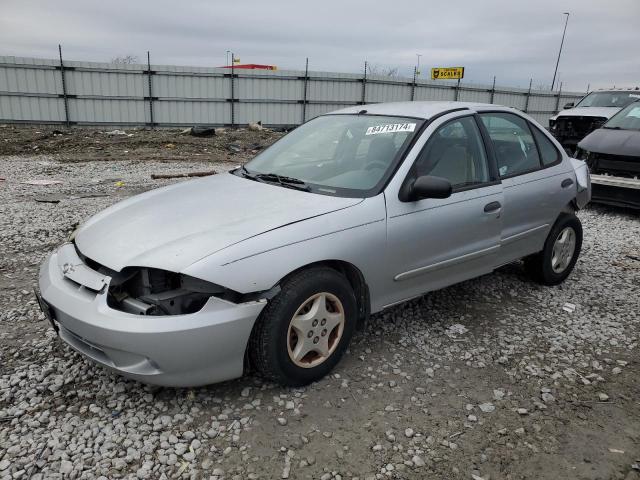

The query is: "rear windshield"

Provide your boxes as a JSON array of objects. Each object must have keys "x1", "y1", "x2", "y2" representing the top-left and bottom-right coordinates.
[{"x1": 576, "y1": 91, "x2": 640, "y2": 108}]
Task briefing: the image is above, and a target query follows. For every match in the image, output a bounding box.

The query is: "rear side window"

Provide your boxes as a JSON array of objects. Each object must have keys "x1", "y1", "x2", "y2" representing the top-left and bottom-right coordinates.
[
  {"x1": 531, "y1": 126, "x2": 561, "y2": 166},
  {"x1": 480, "y1": 113, "x2": 541, "y2": 178}
]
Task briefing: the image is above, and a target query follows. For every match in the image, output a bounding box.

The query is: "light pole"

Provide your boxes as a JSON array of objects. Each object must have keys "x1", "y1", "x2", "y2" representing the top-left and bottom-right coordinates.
[
  {"x1": 416, "y1": 53, "x2": 422, "y2": 75},
  {"x1": 226, "y1": 50, "x2": 231, "y2": 67},
  {"x1": 551, "y1": 12, "x2": 570, "y2": 91}
]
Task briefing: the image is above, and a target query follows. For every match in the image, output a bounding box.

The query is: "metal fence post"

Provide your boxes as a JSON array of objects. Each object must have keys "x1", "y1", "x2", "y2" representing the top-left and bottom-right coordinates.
[
  {"x1": 411, "y1": 66, "x2": 417, "y2": 101},
  {"x1": 524, "y1": 78, "x2": 532, "y2": 113},
  {"x1": 301, "y1": 57, "x2": 309, "y2": 124},
  {"x1": 146, "y1": 51, "x2": 154, "y2": 128},
  {"x1": 360, "y1": 61, "x2": 367, "y2": 105},
  {"x1": 555, "y1": 82, "x2": 563, "y2": 113},
  {"x1": 489, "y1": 76, "x2": 496, "y2": 104},
  {"x1": 58, "y1": 44, "x2": 70, "y2": 127},
  {"x1": 454, "y1": 78, "x2": 461, "y2": 101},
  {"x1": 230, "y1": 53, "x2": 235, "y2": 127}
]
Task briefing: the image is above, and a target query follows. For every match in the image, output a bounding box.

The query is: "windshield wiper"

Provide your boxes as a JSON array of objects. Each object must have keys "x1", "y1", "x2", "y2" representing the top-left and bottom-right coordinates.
[
  {"x1": 239, "y1": 165, "x2": 259, "y2": 180},
  {"x1": 602, "y1": 126, "x2": 622, "y2": 130},
  {"x1": 256, "y1": 173, "x2": 311, "y2": 191},
  {"x1": 240, "y1": 167, "x2": 310, "y2": 191},
  {"x1": 255, "y1": 173, "x2": 305, "y2": 184}
]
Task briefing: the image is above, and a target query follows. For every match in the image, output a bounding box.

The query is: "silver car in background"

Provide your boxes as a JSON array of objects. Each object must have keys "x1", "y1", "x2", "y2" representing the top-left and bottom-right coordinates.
[{"x1": 37, "y1": 101, "x2": 591, "y2": 387}]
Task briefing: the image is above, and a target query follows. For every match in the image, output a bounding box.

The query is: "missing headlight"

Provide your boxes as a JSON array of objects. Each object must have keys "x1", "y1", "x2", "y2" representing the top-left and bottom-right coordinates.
[{"x1": 107, "y1": 267, "x2": 231, "y2": 315}]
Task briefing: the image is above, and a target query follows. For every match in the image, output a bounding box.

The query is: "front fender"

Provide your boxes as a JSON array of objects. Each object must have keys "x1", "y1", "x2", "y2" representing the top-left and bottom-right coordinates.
[{"x1": 181, "y1": 195, "x2": 387, "y2": 300}]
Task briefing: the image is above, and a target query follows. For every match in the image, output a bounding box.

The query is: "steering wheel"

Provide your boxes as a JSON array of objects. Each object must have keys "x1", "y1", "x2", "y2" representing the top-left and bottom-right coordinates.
[{"x1": 365, "y1": 161, "x2": 388, "y2": 171}]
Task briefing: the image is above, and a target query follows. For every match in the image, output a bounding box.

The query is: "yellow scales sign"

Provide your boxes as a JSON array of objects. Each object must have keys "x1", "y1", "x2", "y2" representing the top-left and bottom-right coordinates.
[{"x1": 430, "y1": 67, "x2": 465, "y2": 80}]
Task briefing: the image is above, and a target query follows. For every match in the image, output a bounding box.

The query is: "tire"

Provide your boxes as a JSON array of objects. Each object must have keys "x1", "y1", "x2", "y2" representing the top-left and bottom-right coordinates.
[
  {"x1": 249, "y1": 267, "x2": 357, "y2": 386},
  {"x1": 524, "y1": 213, "x2": 583, "y2": 285}
]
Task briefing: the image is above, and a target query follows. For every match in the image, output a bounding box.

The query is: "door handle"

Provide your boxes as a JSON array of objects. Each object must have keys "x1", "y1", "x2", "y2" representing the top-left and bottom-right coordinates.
[
  {"x1": 561, "y1": 178, "x2": 574, "y2": 188},
  {"x1": 484, "y1": 201, "x2": 501, "y2": 213}
]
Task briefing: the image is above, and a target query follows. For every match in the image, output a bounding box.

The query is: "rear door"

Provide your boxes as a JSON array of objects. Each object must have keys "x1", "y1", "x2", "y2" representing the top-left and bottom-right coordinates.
[
  {"x1": 381, "y1": 113, "x2": 503, "y2": 309},
  {"x1": 478, "y1": 111, "x2": 575, "y2": 265}
]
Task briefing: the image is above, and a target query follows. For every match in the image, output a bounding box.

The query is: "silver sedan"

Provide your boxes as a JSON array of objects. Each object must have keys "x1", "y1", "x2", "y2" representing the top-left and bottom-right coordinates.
[{"x1": 37, "y1": 101, "x2": 591, "y2": 387}]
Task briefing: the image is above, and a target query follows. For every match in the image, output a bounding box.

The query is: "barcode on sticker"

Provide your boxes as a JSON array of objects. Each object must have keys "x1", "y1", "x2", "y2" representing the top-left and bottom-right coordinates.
[{"x1": 365, "y1": 123, "x2": 416, "y2": 135}]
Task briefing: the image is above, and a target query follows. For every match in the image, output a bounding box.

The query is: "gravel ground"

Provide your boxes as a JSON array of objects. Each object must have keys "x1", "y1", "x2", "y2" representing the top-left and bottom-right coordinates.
[{"x1": 1, "y1": 152, "x2": 639, "y2": 480}]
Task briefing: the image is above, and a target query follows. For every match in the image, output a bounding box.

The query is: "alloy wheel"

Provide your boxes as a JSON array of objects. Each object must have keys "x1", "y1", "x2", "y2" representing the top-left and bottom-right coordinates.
[{"x1": 286, "y1": 292, "x2": 345, "y2": 368}]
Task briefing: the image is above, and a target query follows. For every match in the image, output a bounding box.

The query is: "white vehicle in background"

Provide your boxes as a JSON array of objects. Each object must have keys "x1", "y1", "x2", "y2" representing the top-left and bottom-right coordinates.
[{"x1": 549, "y1": 89, "x2": 640, "y2": 152}]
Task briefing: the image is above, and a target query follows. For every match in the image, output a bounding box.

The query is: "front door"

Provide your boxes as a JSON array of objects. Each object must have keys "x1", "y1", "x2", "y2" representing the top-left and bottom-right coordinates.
[{"x1": 381, "y1": 114, "x2": 503, "y2": 309}]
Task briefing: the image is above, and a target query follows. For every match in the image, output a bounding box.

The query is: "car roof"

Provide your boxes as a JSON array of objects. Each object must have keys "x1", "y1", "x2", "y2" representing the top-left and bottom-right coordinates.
[
  {"x1": 591, "y1": 89, "x2": 640, "y2": 93},
  {"x1": 328, "y1": 101, "x2": 514, "y2": 120}
]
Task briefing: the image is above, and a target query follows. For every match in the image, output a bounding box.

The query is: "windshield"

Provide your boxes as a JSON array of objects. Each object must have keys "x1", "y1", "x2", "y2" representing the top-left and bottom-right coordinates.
[
  {"x1": 604, "y1": 101, "x2": 640, "y2": 130},
  {"x1": 575, "y1": 91, "x2": 640, "y2": 108},
  {"x1": 240, "y1": 114, "x2": 422, "y2": 196}
]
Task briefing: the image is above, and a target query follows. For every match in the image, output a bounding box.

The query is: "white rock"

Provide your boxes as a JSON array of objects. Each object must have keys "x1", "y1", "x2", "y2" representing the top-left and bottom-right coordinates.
[
  {"x1": 59, "y1": 460, "x2": 73, "y2": 475},
  {"x1": 479, "y1": 402, "x2": 495, "y2": 413}
]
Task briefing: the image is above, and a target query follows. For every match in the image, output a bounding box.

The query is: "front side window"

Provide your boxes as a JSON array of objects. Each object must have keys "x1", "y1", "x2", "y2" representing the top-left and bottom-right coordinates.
[
  {"x1": 480, "y1": 113, "x2": 541, "y2": 177},
  {"x1": 413, "y1": 116, "x2": 490, "y2": 189},
  {"x1": 241, "y1": 114, "x2": 422, "y2": 197},
  {"x1": 575, "y1": 91, "x2": 640, "y2": 108}
]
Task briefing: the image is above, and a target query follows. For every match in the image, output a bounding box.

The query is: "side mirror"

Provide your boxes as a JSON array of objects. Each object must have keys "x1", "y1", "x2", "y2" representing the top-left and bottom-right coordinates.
[
  {"x1": 409, "y1": 175, "x2": 452, "y2": 201},
  {"x1": 563, "y1": 102, "x2": 575, "y2": 109}
]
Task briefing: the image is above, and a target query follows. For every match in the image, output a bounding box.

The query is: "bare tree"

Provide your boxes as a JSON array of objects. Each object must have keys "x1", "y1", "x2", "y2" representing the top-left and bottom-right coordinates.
[
  {"x1": 366, "y1": 64, "x2": 400, "y2": 78},
  {"x1": 111, "y1": 55, "x2": 139, "y2": 65}
]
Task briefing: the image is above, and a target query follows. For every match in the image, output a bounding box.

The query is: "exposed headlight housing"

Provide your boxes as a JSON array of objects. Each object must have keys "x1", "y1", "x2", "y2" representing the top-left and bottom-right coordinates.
[{"x1": 107, "y1": 267, "x2": 233, "y2": 315}]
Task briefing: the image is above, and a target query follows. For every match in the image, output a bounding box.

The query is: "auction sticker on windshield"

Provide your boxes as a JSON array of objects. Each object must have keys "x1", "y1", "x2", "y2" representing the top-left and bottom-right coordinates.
[{"x1": 366, "y1": 123, "x2": 416, "y2": 135}]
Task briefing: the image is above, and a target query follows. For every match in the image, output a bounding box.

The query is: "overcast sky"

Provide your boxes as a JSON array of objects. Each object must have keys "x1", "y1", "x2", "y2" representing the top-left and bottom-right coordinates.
[{"x1": 1, "y1": 0, "x2": 638, "y2": 92}]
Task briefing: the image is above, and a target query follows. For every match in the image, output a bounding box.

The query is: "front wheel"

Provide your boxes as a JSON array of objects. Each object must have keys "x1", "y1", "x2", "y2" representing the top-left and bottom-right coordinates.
[
  {"x1": 524, "y1": 213, "x2": 583, "y2": 285},
  {"x1": 248, "y1": 267, "x2": 357, "y2": 386}
]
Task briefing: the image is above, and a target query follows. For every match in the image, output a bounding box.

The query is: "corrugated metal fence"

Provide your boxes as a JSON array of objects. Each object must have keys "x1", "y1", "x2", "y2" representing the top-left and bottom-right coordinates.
[{"x1": 0, "y1": 55, "x2": 585, "y2": 128}]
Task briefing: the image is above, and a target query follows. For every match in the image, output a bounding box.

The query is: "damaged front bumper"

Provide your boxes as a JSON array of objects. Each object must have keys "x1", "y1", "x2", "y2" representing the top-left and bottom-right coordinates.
[
  {"x1": 38, "y1": 244, "x2": 266, "y2": 387},
  {"x1": 589, "y1": 174, "x2": 640, "y2": 209}
]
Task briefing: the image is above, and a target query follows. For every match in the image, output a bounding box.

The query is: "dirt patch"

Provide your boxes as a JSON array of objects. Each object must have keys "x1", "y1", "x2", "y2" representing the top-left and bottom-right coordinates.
[{"x1": 0, "y1": 124, "x2": 283, "y2": 163}]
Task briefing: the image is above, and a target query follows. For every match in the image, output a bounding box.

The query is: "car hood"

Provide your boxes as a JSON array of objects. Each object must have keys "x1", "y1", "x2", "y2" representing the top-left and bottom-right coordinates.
[
  {"x1": 75, "y1": 173, "x2": 362, "y2": 273},
  {"x1": 578, "y1": 128, "x2": 640, "y2": 157},
  {"x1": 551, "y1": 107, "x2": 620, "y2": 121}
]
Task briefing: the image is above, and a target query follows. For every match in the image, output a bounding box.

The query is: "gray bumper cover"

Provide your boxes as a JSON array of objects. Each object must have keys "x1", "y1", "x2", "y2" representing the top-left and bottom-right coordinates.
[{"x1": 38, "y1": 245, "x2": 266, "y2": 387}]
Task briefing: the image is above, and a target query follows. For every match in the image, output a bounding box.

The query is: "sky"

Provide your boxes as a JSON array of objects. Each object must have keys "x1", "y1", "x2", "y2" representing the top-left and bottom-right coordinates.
[{"x1": 1, "y1": 0, "x2": 638, "y2": 92}]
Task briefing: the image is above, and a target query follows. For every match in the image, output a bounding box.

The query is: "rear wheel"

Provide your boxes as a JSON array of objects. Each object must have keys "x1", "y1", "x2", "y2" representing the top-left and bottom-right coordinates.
[
  {"x1": 524, "y1": 213, "x2": 582, "y2": 285},
  {"x1": 249, "y1": 267, "x2": 357, "y2": 386}
]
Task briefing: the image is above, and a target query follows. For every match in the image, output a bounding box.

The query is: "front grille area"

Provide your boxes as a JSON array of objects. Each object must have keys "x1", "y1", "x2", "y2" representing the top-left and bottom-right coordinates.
[
  {"x1": 587, "y1": 152, "x2": 640, "y2": 178},
  {"x1": 551, "y1": 116, "x2": 607, "y2": 144},
  {"x1": 73, "y1": 242, "x2": 114, "y2": 276}
]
